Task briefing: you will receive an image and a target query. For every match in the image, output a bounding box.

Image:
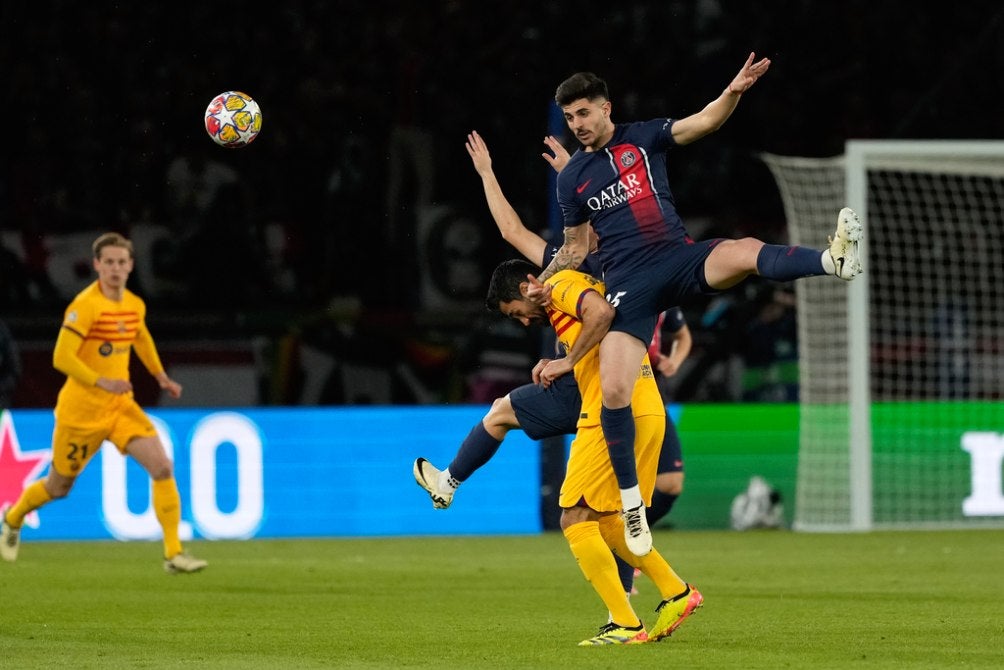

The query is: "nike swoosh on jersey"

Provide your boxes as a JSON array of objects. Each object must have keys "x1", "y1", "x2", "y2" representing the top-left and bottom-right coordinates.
[{"x1": 576, "y1": 179, "x2": 592, "y2": 194}]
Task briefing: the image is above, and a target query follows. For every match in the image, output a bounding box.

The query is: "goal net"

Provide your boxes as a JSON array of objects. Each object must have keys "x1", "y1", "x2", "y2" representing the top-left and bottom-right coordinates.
[{"x1": 762, "y1": 141, "x2": 1004, "y2": 531}]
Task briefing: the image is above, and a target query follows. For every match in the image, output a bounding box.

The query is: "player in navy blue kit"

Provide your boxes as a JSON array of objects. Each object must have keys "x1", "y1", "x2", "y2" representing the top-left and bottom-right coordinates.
[
  {"x1": 415, "y1": 132, "x2": 689, "y2": 587},
  {"x1": 529, "y1": 53, "x2": 863, "y2": 555}
]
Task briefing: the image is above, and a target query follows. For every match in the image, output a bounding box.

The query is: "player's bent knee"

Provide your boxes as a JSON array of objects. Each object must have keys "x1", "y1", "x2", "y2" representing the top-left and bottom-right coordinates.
[
  {"x1": 658, "y1": 481, "x2": 683, "y2": 496},
  {"x1": 559, "y1": 505, "x2": 595, "y2": 530},
  {"x1": 485, "y1": 396, "x2": 519, "y2": 430},
  {"x1": 600, "y1": 381, "x2": 634, "y2": 408},
  {"x1": 656, "y1": 473, "x2": 684, "y2": 496}
]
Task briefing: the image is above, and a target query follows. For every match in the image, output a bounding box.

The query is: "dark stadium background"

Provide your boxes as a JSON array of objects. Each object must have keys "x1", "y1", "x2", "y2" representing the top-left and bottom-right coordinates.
[{"x1": 2, "y1": 1, "x2": 1001, "y2": 408}]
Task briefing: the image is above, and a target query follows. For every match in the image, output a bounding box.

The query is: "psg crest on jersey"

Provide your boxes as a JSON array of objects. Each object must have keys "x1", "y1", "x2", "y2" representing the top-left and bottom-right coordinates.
[{"x1": 620, "y1": 150, "x2": 637, "y2": 168}]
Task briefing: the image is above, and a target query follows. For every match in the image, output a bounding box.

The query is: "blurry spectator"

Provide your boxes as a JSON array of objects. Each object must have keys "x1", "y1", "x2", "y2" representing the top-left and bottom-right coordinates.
[
  {"x1": 19, "y1": 230, "x2": 61, "y2": 306},
  {"x1": 0, "y1": 235, "x2": 59, "y2": 308},
  {"x1": 0, "y1": 319, "x2": 21, "y2": 409},
  {"x1": 739, "y1": 286, "x2": 799, "y2": 402},
  {"x1": 384, "y1": 10, "x2": 437, "y2": 249},
  {"x1": 160, "y1": 149, "x2": 274, "y2": 305},
  {"x1": 163, "y1": 150, "x2": 238, "y2": 240},
  {"x1": 319, "y1": 135, "x2": 381, "y2": 303},
  {"x1": 186, "y1": 181, "x2": 271, "y2": 307},
  {"x1": 0, "y1": 243, "x2": 31, "y2": 307},
  {"x1": 675, "y1": 279, "x2": 784, "y2": 402},
  {"x1": 650, "y1": 309, "x2": 694, "y2": 403}
]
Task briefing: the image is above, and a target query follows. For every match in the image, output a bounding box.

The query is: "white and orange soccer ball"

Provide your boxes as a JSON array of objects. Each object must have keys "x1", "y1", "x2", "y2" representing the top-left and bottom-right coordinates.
[{"x1": 204, "y1": 91, "x2": 263, "y2": 148}]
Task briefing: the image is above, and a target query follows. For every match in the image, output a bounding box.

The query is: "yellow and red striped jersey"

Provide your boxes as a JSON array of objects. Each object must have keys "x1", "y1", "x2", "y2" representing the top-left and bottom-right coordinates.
[
  {"x1": 54, "y1": 281, "x2": 164, "y2": 414},
  {"x1": 546, "y1": 270, "x2": 663, "y2": 427}
]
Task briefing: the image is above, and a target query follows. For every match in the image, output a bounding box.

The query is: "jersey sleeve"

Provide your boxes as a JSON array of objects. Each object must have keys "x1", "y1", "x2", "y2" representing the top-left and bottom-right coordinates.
[
  {"x1": 548, "y1": 270, "x2": 604, "y2": 320},
  {"x1": 556, "y1": 164, "x2": 591, "y2": 230},
  {"x1": 132, "y1": 319, "x2": 165, "y2": 377},
  {"x1": 665, "y1": 119, "x2": 678, "y2": 146},
  {"x1": 540, "y1": 245, "x2": 553, "y2": 269},
  {"x1": 545, "y1": 243, "x2": 603, "y2": 280},
  {"x1": 663, "y1": 306, "x2": 686, "y2": 333},
  {"x1": 636, "y1": 118, "x2": 675, "y2": 151},
  {"x1": 53, "y1": 299, "x2": 100, "y2": 386},
  {"x1": 578, "y1": 254, "x2": 603, "y2": 279},
  {"x1": 61, "y1": 294, "x2": 93, "y2": 339},
  {"x1": 128, "y1": 297, "x2": 165, "y2": 377}
]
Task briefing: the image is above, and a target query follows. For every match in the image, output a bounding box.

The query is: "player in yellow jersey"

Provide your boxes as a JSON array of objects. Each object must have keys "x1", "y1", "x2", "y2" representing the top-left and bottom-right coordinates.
[
  {"x1": 0, "y1": 232, "x2": 207, "y2": 574},
  {"x1": 485, "y1": 258, "x2": 702, "y2": 645}
]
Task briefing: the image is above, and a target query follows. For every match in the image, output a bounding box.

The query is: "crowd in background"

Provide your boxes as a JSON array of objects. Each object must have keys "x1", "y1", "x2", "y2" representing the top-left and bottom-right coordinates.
[{"x1": 1, "y1": 1, "x2": 999, "y2": 405}]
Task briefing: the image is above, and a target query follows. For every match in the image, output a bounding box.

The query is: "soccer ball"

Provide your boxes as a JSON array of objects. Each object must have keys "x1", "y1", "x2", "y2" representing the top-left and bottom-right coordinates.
[{"x1": 204, "y1": 91, "x2": 263, "y2": 148}]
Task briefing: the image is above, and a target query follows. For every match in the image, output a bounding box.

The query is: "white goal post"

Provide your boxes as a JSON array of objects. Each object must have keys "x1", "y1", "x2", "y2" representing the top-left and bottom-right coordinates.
[{"x1": 762, "y1": 141, "x2": 1004, "y2": 531}]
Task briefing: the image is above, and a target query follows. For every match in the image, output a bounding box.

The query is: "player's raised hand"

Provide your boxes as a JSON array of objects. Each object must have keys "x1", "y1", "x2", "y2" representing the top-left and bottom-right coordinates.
[
  {"x1": 465, "y1": 130, "x2": 492, "y2": 175},
  {"x1": 525, "y1": 274, "x2": 552, "y2": 306},
  {"x1": 542, "y1": 135, "x2": 571, "y2": 174},
  {"x1": 727, "y1": 51, "x2": 771, "y2": 94}
]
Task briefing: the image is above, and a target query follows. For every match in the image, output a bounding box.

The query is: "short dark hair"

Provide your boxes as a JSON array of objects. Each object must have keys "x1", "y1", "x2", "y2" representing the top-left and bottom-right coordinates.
[
  {"x1": 555, "y1": 72, "x2": 609, "y2": 107},
  {"x1": 485, "y1": 259, "x2": 540, "y2": 312}
]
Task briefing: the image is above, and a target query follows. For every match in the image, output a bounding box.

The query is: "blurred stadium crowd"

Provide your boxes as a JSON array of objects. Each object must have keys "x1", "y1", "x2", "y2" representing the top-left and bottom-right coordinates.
[{"x1": 1, "y1": 1, "x2": 999, "y2": 406}]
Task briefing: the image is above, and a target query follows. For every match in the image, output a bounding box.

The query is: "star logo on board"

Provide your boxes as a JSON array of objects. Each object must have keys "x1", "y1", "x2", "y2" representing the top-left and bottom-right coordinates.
[{"x1": 0, "y1": 410, "x2": 51, "y2": 529}]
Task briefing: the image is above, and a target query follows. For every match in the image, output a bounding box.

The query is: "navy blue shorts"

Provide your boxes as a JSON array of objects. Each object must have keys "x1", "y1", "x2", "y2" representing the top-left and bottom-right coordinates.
[
  {"x1": 606, "y1": 239, "x2": 721, "y2": 344},
  {"x1": 508, "y1": 374, "x2": 581, "y2": 441},
  {"x1": 509, "y1": 374, "x2": 683, "y2": 473},
  {"x1": 658, "y1": 417, "x2": 684, "y2": 473}
]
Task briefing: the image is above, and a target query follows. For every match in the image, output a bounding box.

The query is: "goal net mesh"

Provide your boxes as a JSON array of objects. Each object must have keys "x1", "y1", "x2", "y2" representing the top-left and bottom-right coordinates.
[{"x1": 762, "y1": 144, "x2": 1004, "y2": 530}]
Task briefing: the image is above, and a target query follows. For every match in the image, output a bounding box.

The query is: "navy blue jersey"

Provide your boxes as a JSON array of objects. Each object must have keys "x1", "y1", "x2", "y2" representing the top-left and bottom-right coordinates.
[
  {"x1": 543, "y1": 246, "x2": 603, "y2": 280},
  {"x1": 556, "y1": 119, "x2": 722, "y2": 343},
  {"x1": 556, "y1": 119, "x2": 690, "y2": 280}
]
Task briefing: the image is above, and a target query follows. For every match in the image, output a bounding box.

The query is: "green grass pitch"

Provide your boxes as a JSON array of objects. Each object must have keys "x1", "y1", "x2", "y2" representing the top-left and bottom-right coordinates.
[{"x1": 0, "y1": 529, "x2": 1001, "y2": 669}]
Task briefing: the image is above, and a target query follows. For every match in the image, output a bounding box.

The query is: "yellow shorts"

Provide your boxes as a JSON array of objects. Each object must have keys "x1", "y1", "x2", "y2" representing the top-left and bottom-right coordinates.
[
  {"x1": 558, "y1": 414, "x2": 665, "y2": 512},
  {"x1": 50, "y1": 395, "x2": 157, "y2": 476}
]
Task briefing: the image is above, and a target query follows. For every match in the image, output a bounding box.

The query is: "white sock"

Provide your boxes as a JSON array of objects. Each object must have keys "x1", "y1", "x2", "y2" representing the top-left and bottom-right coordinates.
[
  {"x1": 439, "y1": 468, "x2": 460, "y2": 492},
  {"x1": 821, "y1": 249, "x2": 835, "y2": 275},
  {"x1": 620, "y1": 485, "x2": 643, "y2": 511}
]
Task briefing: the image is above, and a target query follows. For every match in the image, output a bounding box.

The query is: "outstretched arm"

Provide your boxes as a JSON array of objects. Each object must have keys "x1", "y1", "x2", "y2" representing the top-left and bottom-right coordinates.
[
  {"x1": 502, "y1": 133, "x2": 585, "y2": 305},
  {"x1": 52, "y1": 327, "x2": 132, "y2": 394},
  {"x1": 466, "y1": 131, "x2": 548, "y2": 264},
  {"x1": 657, "y1": 322, "x2": 692, "y2": 377},
  {"x1": 133, "y1": 321, "x2": 182, "y2": 399},
  {"x1": 536, "y1": 134, "x2": 584, "y2": 281},
  {"x1": 671, "y1": 51, "x2": 771, "y2": 146}
]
